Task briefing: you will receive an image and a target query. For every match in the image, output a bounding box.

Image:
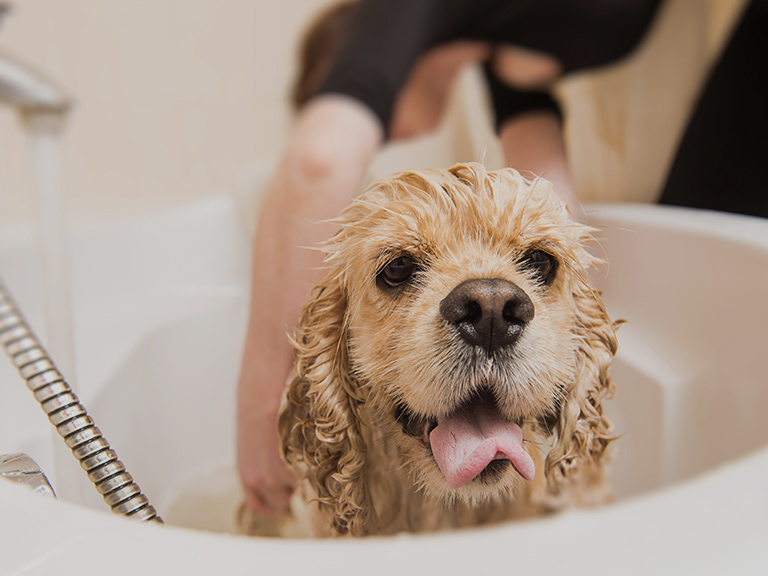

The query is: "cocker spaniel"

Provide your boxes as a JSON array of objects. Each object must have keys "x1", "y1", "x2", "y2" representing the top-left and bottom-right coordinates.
[{"x1": 275, "y1": 163, "x2": 617, "y2": 537}]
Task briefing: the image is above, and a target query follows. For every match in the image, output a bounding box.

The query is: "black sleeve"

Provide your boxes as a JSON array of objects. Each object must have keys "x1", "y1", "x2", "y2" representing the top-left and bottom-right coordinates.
[
  {"x1": 314, "y1": 0, "x2": 451, "y2": 135},
  {"x1": 313, "y1": 0, "x2": 660, "y2": 136},
  {"x1": 482, "y1": 64, "x2": 562, "y2": 132}
]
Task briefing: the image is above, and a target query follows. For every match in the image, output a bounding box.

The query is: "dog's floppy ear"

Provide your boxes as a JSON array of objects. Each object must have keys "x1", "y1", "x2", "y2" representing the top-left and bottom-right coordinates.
[
  {"x1": 278, "y1": 271, "x2": 375, "y2": 536},
  {"x1": 543, "y1": 268, "x2": 618, "y2": 508}
]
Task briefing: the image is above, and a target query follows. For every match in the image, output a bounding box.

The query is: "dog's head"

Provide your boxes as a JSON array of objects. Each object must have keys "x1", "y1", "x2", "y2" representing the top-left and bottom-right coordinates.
[{"x1": 280, "y1": 163, "x2": 617, "y2": 535}]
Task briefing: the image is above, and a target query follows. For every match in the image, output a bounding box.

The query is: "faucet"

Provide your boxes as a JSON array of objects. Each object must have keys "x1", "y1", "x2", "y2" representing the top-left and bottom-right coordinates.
[
  {"x1": 0, "y1": 2, "x2": 75, "y2": 378},
  {"x1": 0, "y1": 3, "x2": 70, "y2": 117},
  {"x1": 0, "y1": 4, "x2": 162, "y2": 523},
  {"x1": 0, "y1": 453, "x2": 56, "y2": 498}
]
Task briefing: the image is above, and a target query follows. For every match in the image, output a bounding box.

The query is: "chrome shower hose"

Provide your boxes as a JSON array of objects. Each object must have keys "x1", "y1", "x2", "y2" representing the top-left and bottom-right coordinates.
[{"x1": 0, "y1": 277, "x2": 162, "y2": 523}]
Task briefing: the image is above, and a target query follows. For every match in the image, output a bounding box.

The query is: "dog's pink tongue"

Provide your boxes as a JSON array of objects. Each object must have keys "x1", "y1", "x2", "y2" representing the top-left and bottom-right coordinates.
[{"x1": 429, "y1": 402, "x2": 535, "y2": 489}]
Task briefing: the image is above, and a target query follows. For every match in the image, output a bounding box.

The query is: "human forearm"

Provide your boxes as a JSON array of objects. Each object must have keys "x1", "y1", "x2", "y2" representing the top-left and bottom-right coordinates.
[
  {"x1": 498, "y1": 110, "x2": 578, "y2": 215},
  {"x1": 237, "y1": 96, "x2": 382, "y2": 514},
  {"x1": 241, "y1": 95, "x2": 382, "y2": 408}
]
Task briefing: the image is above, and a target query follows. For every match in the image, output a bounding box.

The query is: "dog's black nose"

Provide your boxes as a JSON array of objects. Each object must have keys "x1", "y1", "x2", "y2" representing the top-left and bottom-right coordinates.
[{"x1": 440, "y1": 278, "x2": 534, "y2": 354}]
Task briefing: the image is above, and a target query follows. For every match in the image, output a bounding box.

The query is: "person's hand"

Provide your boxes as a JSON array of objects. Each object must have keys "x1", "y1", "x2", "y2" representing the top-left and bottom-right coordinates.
[
  {"x1": 237, "y1": 361, "x2": 296, "y2": 516},
  {"x1": 491, "y1": 45, "x2": 562, "y2": 89},
  {"x1": 389, "y1": 41, "x2": 490, "y2": 140}
]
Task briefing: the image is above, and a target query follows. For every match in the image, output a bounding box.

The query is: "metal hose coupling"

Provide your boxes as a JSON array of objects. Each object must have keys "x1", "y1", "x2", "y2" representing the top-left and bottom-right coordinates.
[{"x1": 0, "y1": 278, "x2": 162, "y2": 523}]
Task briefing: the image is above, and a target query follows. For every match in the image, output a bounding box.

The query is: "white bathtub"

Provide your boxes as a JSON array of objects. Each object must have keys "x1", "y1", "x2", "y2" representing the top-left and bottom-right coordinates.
[{"x1": 1, "y1": 196, "x2": 767, "y2": 575}]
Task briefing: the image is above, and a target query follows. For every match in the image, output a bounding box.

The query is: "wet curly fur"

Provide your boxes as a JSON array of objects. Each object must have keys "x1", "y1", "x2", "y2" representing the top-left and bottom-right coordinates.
[{"x1": 278, "y1": 163, "x2": 617, "y2": 537}]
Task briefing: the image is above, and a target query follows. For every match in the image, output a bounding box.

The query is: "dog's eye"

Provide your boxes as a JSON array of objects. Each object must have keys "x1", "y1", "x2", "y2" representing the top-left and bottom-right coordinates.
[
  {"x1": 378, "y1": 255, "x2": 416, "y2": 288},
  {"x1": 521, "y1": 249, "x2": 558, "y2": 285}
]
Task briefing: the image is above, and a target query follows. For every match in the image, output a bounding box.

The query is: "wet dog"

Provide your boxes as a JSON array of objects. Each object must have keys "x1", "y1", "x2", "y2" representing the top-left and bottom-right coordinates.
[{"x1": 276, "y1": 163, "x2": 617, "y2": 536}]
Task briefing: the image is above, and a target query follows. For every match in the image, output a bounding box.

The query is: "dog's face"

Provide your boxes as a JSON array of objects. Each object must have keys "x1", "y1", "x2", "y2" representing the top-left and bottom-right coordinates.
[
  {"x1": 281, "y1": 164, "x2": 615, "y2": 535},
  {"x1": 328, "y1": 165, "x2": 595, "y2": 504}
]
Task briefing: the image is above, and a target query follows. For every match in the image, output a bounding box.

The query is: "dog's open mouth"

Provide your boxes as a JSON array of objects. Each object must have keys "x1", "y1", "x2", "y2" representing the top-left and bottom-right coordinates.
[{"x1": 395, "y1": 391, "x2": 535, "y2": 488}]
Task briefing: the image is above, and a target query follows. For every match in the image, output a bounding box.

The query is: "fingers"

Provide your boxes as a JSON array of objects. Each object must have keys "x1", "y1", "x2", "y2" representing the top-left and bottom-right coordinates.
[
  {"x1": 492, "y1": 45, "x2": 563, "y2": 89},
  {"x1": 240, "y1": 472, "x2": 293, "y2": 516},
  {"x1": 236, "y1": 342, "x2": 298, "y2": 517},
  {"x1": 238, "y1": 435, "x2": 296, "y2": 517},
  {"x1": 238, "y1": 449, "x2": 295, "y2": 512},
  {"x1": 243, "y1": 481, "x2": 294, "y2": 517}
]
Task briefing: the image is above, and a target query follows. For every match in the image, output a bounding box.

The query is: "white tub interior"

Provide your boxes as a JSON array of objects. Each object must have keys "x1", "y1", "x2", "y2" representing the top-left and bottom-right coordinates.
[{"x1": 2, "y1": 196, "x2": 768, "y2": 573}]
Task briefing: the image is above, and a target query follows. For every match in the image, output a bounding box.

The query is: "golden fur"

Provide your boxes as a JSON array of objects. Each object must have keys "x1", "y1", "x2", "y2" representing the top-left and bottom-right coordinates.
[{"x1": 276, "y1": 163, "x2": 617, "y2": 537}]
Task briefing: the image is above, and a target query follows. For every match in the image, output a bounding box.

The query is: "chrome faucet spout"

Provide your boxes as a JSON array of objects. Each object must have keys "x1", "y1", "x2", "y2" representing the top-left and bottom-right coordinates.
[
  {"x1": 0, "y1": 3, "x2": 70, "y2": 114},
  {"x1": 0, "y1": 49, "x2": 70, "y2": 114}
]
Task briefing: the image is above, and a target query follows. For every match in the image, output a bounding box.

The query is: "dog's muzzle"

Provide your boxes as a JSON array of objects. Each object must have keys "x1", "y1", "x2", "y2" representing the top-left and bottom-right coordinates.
[{"x1": 439, "y1": 278, "x2": 534, "y2": 354}]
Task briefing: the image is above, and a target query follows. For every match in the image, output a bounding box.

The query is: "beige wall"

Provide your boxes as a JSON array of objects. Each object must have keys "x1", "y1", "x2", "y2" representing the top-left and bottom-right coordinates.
[
  {"x1": 0, "y1": 0, "x2": 748, "y2": 222},
  {"x1": 0, "y1": 0, "x2": 335, "y2": 220}
]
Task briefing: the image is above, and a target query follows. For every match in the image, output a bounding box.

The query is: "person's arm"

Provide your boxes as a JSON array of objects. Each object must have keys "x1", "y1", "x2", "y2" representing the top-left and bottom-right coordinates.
[
  {"x1": 389, "y1": 42, "x2": 490, "y2": 140},
  {"x1": 237, "y1": 95, "x2": 382, "y2": 515},
  {"x1": 498, "y1": 110, "x2": 579, "y2": 215},
  {"x1": 485, "y1": 46, "x2": 578, "y2": 215}
]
